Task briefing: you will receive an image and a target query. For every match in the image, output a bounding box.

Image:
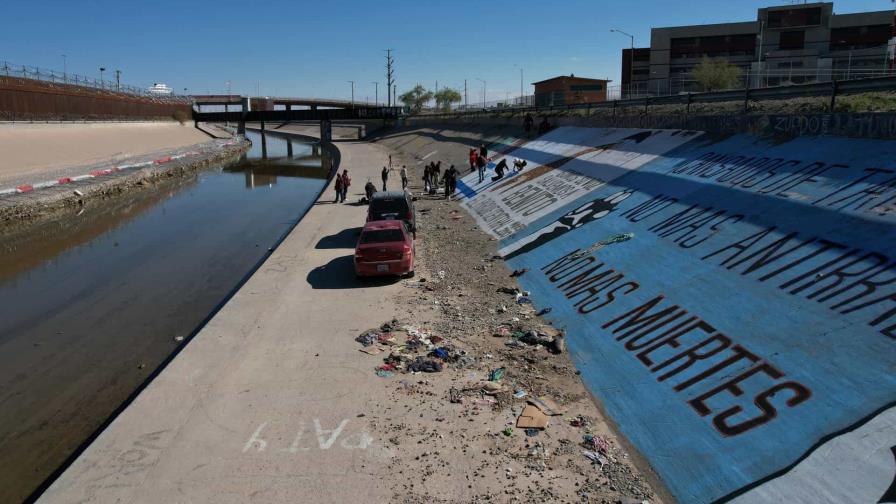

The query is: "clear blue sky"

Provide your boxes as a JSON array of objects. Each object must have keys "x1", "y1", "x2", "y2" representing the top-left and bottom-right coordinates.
[{"x1": 2, "y1": 0, "x2": 891, "y2": 102}]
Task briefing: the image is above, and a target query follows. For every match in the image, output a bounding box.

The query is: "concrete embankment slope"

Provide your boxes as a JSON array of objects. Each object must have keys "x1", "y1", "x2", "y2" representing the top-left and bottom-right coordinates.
[
  {"x1": 38, "y1": 139, "x2": 399, "y2": 503},
  {"x1": 376, "y1": 120, "x2": 896, "y2": 503}
]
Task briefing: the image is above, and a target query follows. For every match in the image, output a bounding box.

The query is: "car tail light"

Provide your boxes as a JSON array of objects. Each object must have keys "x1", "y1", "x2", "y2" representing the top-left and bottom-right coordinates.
[{"x1": 402, "y1": 245, "x2": 412, "y2": 255}]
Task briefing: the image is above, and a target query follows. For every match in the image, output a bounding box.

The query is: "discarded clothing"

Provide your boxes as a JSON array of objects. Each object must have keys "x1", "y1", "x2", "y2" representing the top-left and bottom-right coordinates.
[{"x1": 408, "y1": 357, "x2": 443, "y2": 373}]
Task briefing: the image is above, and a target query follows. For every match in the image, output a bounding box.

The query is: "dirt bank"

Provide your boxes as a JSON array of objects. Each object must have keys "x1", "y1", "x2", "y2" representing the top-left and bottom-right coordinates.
[
  {"x1": 0, "y1": 138, "x2": 250, "y2": 233},
  {"x1": 0, "y1": 122, "x2": 219, "y2": 187}
]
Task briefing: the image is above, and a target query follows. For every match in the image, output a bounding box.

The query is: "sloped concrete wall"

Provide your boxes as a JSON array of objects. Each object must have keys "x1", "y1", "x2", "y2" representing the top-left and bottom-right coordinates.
[{"x1": 455, "y1": 125, "x2": 896, "y2": 503}]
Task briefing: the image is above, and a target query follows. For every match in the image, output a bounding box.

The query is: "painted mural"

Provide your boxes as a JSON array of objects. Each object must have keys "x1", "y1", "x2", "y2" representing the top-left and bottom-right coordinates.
[{"x1": 466, "y1": 126, "x2": 896, "y2": 503}]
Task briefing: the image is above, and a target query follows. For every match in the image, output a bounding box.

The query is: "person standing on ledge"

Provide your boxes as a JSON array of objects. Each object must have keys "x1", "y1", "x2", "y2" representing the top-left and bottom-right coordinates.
[
  {"x1": 422, "y1": 164, "x2": 431, "y2": 194},
  {"x1": 476, "y1": 153, "x2": 488, "y2": 183},
  {"x1": 340, "y1": 169, "x2": 351, "y2": 203},
  {"x1": 381, "y1": 166, "x2": 389, "y2": 191},
  {"x1": 524, "y1": 113, "x2": 534, "y2": 137},
  {"x1": 333, "y1": 173, "x2": 344, "y2": 203},
  {"x1": 400, "y1": 165, "x2": 408, "y2": 190},
  {"x1": 468, "y1": 148, "x2": 477, "y2": 173}
]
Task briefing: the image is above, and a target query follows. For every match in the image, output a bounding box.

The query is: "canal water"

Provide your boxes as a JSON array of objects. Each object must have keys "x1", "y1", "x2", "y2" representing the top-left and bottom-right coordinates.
[{"x1": 0, "y1": 131, "x2": 332, "y2": 503}]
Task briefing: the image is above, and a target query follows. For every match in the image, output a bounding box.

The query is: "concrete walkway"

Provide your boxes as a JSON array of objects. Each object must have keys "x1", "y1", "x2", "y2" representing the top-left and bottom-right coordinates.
[{"x1": 38, "y1": 139, "x2": 399, "y2": 503}]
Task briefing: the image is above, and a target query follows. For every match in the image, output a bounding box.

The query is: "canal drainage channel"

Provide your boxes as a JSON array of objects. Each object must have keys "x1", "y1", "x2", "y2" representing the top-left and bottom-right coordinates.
[{"x1": 0, "y1": 131, "x2": 338, "y2": 504}]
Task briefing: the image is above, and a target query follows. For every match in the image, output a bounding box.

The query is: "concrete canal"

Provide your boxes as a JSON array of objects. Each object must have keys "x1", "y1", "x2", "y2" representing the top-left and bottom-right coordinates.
[{"x1": 0, "y1": 131, "x2": 333, "y2": 503}]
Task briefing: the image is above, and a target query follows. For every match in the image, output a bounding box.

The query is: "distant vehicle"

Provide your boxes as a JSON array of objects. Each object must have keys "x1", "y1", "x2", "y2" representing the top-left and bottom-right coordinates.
[
  {"x1": 366, "y1": 190, "x2": 416, "y2": 235},
  {"x1": 354, "y1": 220, "x2": 415, "y2": 278},
  {"x1": 147, "y1": 83, "x2": 173, "y2": 95}
]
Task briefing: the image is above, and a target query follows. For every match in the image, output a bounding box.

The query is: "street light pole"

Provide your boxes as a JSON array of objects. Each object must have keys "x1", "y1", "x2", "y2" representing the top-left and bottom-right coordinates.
[
  {"x1": 61, "y1": 54, "x2": 67, "y2": 81},
  {"x1": 610, "y1": 29, "x2": 634, "y2": 97},
  {"x1": 348, "y1": 80, "x2": 355, "y2": 107},
  {"x1": 372, "y1": 81, "x2": 379, "y2": 105},
  {"x1": 99, "y1": 67, "x2": 106, "y2": 87},
  {"x1": 115, "y1": 69, "x2": 121, "y2": 92},
  {"x1": 476, "y1": 78, "x2": 486, "y2": 108}
]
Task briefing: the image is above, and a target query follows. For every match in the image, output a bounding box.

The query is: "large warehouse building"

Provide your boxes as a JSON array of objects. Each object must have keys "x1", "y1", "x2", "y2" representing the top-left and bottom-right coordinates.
[{"x1": 621, "y1": 2, "x2": 895, "y2": 97}]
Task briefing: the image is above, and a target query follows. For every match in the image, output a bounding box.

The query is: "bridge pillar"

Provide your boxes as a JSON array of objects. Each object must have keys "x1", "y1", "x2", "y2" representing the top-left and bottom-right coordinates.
[
  {"x1": 238, "y1": 97, "x2": 249, "y2": 135},
  {"x1": 287, "y1": 138, "x2": 293, "y2": 158}
]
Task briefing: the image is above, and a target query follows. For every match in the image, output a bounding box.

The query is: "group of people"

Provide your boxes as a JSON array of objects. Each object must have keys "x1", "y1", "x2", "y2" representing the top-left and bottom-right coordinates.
[
  {"x1": 422, "y1": 160, "x2": 458, "y2": 199},
  {"x1": 469, "y1": 144, "x2": 490, "y2": 183},
  {"x1": 332, "y1": 169, "x2": 352, "y2": 203},
  {"x1": 523, "y1": 113, "x2": 552, "y2": 137}
]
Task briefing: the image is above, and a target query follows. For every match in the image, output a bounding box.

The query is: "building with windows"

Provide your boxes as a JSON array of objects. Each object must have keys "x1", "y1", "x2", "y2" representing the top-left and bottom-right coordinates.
[
  {"x1": 620, "y1": 2, "x2": 894, "y2": 96},
  {"x1": 532, "y1": 75, "x2": 610, "y2": 106}
]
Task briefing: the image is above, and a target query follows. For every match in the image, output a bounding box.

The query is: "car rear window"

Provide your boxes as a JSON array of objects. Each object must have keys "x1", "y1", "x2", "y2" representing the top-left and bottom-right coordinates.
[
  {"x1": 360, "y1": 229, "x2": 405, "y2": 244},
  {"x1": 370, "y1": 198, "x2": 409, "y2": 217}
]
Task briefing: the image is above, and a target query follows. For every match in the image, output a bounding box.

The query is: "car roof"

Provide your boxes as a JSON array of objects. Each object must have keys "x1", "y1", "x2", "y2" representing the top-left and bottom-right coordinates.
[
  {"x1": 362, "y1": 220, "x2": 405, "y2": 231},
  {"x1": 370, "y1": 190, "x2": 408, "y2": 200}
]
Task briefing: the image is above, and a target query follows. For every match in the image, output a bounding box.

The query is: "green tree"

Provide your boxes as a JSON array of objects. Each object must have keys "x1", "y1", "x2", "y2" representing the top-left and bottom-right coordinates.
[
  {"x1": 691, "y1": 56, "x2": 743, "y2": 92},
  {"x1": 399, "y1": 84, "x2": 434, "y2": 113},
  {"x1": 434, "y1": 87, "x2": 462, "y2": 111}
]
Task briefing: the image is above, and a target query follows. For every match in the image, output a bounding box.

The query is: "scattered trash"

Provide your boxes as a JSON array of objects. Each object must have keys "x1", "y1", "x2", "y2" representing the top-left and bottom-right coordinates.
[
  {"x1": 582, "y1": 450, "x2": 609, "y2": 467},
  {"x1": 428, "y1": 347, "x2": 450, "y2": 360},
  {"x1": 527, "y1": 396, "x2": 562, "y2": 416},
  {"x1": 503, "y1": 427, "x2": 513, "y2": 437},
  {"x1": 355, "y1": 329, "x2": 379, "y2": 347},
  {"x1": 510, "y1": 268, "x2": 529, "y2": 277},
  {"x1": 493, "y1": 326, "x2": 511, "y2": 337},
  {"x1": 525, "y1": 428, "x2": 540, "y2": 437},
  {"x1": 489, "y1": 367, "x2": 506, "y2": 381},
  {"x1": 572, "y1": 232, "x2": 635, "y2": 259},
  {"x1": 449, "y1": 387, "x2": 463, "y2": 403},
  {"x1": 536, "y1": 307, "x2": 552, "y2": 316},
  {"x1": 359, "y1": 346, "x2": 382, "y2": 355},
  {"x1": 570, "y1": 415, "x2": 590, "y2": 428},
  {"x1": 497, "y1": 286, "x2": 520, "y2": 295},
  {"x1": 515, "y1": 294, "x2": 532, "y2": 305},
  {"x1": 475, "y1": 381, "x2": 505, "y2": 395},
  {"x1": 173, "y1": 336, "x2": 184, "y2": 342},
  {"x1": 408, "y1": 357, "x2": 443, "y2": 373},
  {"x1": 437, "y1": 270, "x2": 446, "y2": 279},
  {"x1": 583, "y1": 433, "x2": 611, "y2": 453},
  {"x1": 516, "y1": 405, "x2": 549, "y2": 429},
  {"x1": 376, "y1": 369, "x2": 395, "y2": 378},
  {"x1": 513, "y1": 390, "x2": 528, "y2": 399},
  {"x1": 73, "y1": 189, "x2": 84, "y2": 197}
]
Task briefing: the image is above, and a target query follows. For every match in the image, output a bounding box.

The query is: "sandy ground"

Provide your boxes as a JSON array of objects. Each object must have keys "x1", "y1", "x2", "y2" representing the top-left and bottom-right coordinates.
[{"x1": 0, "y1": 122, "x2": 213, "y2": 187}]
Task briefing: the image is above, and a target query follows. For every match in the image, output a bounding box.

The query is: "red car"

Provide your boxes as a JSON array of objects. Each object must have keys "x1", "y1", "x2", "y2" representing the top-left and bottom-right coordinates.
[{"x1": 354, "y1": 220, "x2": 415, "y2": 278}]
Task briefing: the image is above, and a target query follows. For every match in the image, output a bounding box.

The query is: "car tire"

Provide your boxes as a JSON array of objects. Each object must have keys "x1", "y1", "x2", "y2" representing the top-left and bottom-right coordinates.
[{"x1": 406, "y1": 270, "x2": 415, "y2": 278}]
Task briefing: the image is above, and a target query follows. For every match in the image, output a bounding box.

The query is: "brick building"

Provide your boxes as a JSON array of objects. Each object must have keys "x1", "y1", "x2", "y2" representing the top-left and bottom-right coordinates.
[{"x1": 532, "y1": 75, "x2": 610, "y2": 106}]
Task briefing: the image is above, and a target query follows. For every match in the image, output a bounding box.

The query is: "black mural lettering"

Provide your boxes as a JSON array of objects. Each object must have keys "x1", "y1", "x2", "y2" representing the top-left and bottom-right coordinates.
[
  {"x1": 674, "y1": 345, "x2": 761, "y2": 393},
  {"x1": 654, "y1": 332, "x2": 733, "y2": 382},
  {"x1": 601, "y1": 295, "x2": 669, "y2": 336},
  {"x1": 758, "y1": 239, "x2": 847, "y2": 282},
  {"x1": 558, "y1": 264, "x2": 611, "y2": 295},
  {"x1": 814, "y1": 167, "x2": 891, "y2": 205},
  {"x1": 547, "y1": 256, "x2": 596, "y2": 282},
  {"x1": 541, "y1": 249, "x2": 584, "y2": 275},
  {"x1": 713, "y1": 380, "x2": 811, "y2": 436},
  {"x1": 578, "y1": 280, "x2": 639, "y2": 314},
  {"x1": 634, "y1": 318, "x2": 713, "y2": 364},
  {"x1": 623, "y1": 311, "x2": 693, "y2": 352},
  {"x1": 572, "y1": 274, "x2": 625, "y2": 308},
  {"x1": 781, "y1": 246, "x2": 859, "y2": 293},
  {"x1": 688, "y1": 361, "x2": 781, "y2": 419},
  {"x1": 830, "y1": 264, "x2": 896, "y2": 310},
  {"x1": 805, "y1": 253, "x2": 890, "y2": 300},
  {"x1": 701, "y1": 226, "x2": 778, "y2": 265},
  {"x1": 621, "y1": 194, "x2": 677, "y2": 222},
  {"x1": 732, "y1": 232, "x2": 813, "y2": 276},
  {"x1": 649, "y1": 205, "x2": 707, "y2": 236},
  {"x1": 677, "y1": 212, "x2": 744, "y2": 249}
]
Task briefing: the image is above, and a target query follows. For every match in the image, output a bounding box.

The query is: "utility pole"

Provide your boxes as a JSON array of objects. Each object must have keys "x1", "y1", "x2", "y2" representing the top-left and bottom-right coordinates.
[
  {"x1": 99, "y1": 67, "x2": 106, "y2": 87},
  {"x1": 61, "y1": 54, "x2": 67, "y2": 81},
  {"x1": 385, "y1": 49, "x2": 394, "y2": 107},
  {"x1": 348, "y1": 80, "x2": 355, "y2": 107},
  {"x1": 464, "y1": 79, "x2": 467, "y2": 108},
  {"x1": 372, "y1": 81, "x2": 379, "y2": 105},
  {"x1": 476, "y1": 78, "x2": 486, "y2": 108},
  {"x1": 115, "y1": 69, "x2": 121, "y2": 92},
  {"x1": 610, "y1": 29, "x2": 634, "y2": 97}
]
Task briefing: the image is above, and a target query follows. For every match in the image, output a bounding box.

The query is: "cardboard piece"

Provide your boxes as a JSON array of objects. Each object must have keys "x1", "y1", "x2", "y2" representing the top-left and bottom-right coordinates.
[
  {"x1": 359, "y1": 346, "x2": 382, "y2": 355},
  {"x1": 527, "y1": 396, "x2": 562, "y2": 416},
  {"x1": 516, "y1": 405, "x2": 549, "y2": 429}
]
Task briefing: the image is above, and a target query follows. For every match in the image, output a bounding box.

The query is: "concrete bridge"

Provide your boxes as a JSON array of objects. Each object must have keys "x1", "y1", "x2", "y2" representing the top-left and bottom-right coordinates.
[{"x1": 190, "y1": 95, "x2": 400, "y2": 138}]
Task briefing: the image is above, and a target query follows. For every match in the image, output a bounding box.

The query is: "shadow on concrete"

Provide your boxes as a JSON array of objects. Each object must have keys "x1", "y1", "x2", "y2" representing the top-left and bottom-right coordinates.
[
  {"x1": 306, "y1": 255, "x2": 398, "y2": 289},
  {"x1": 316, "y1": 227, "x2": 361, "y2": 249}
]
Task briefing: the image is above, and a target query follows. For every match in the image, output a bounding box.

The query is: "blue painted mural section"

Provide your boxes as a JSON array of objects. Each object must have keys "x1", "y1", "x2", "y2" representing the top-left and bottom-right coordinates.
[{"x1": 494, "y1": 131, "x2": 896, "y2": 503}]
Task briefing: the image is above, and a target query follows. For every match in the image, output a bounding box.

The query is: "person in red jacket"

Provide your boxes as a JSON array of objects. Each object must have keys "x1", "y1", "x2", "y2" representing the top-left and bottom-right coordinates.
[{"x1": 468, "y1": 148, "x2": 477, "y2": 173}]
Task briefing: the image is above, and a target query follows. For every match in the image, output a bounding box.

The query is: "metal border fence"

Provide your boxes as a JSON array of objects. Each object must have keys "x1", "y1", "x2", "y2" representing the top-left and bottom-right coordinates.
[{"x1": 0, "y1": 60, "x2": 190, "y2": 103}]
